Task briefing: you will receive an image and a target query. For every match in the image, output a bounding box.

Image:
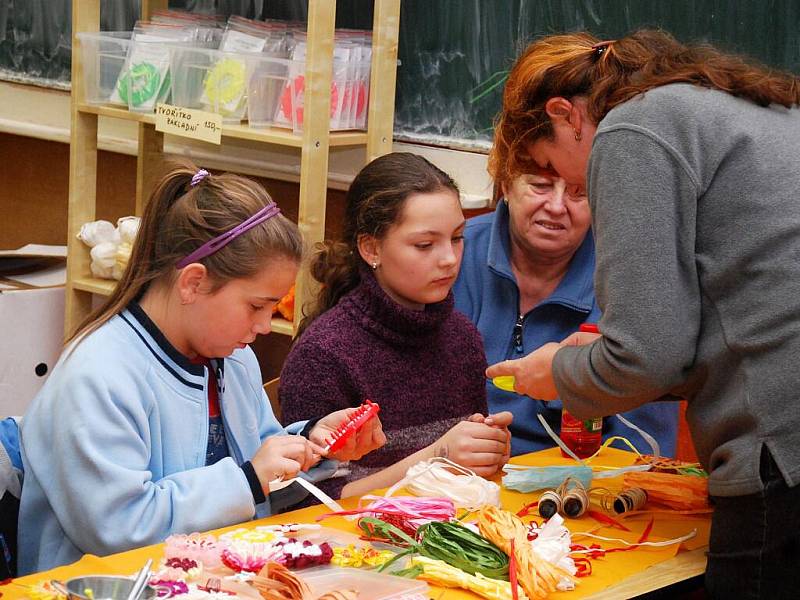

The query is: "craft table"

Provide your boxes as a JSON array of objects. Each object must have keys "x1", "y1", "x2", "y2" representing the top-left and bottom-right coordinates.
[{"x1": 5, "y1": 447, "x2": 711, "y2": 599}]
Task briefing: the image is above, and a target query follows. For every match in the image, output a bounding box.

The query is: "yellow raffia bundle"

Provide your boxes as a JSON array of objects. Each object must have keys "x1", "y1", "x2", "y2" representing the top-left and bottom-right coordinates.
[
  {"x1": 475, "y1": 505, "x2": 574, "y2": 600},
  {"x1": 411, "y1": 556, "x2": 526, "y2": 600},
  {"x1": 622, "y1": 471, "x2": 709, "y2": 511}
]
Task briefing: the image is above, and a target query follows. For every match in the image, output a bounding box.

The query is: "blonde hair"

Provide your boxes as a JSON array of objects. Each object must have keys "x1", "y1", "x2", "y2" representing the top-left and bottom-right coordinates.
[
  {"x1": 491, "y1": 29, "x2": 800, "y2": 186},
  {"x1": 68, "y1": 159, "x2": 303, "y2": 344}
]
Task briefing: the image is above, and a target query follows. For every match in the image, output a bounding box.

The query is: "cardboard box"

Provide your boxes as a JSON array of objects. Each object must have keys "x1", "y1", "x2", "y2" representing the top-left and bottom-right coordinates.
[{"x1": 0, "y1": 245, "x2": 67, "y2": 417}]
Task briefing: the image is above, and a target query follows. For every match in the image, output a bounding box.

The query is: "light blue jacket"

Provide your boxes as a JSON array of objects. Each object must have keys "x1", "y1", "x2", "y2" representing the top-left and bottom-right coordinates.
[
  {"x1": 19, "y1": 304, "x2": 334, "y2": 575},
  {"x1": 453, "y1": 201, "x2": 679, "y2": 456}
]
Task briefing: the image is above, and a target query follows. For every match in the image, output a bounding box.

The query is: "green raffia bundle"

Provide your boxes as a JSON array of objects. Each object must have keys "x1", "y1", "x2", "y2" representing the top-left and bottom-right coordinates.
[
  {"x1": 361, "y1": 516, "x2": 509, "y2": 581},
  {"x1": 417, "y1": 521, "x2": 509, "y2": 580}
]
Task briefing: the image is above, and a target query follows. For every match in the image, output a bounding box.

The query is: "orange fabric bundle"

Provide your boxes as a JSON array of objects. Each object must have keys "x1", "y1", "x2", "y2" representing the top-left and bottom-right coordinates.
[
  {"x1": 251, "y1": 562, "x2": 310, "y2": 600},
  {"x1": 622, "y1": 471, "x2": 709, "y2": 511},
  {"x1": 273, "y1": 285, "x2": 295, "y2": 321},
  {"x1": 476, "y1": 505, "x2": 572, "y2": 600}
]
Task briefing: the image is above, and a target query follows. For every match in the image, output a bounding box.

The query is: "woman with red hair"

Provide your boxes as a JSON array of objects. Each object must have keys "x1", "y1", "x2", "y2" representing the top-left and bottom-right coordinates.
[{"x1": 487, "y1": 30, "x2": 800, "y2": 598}]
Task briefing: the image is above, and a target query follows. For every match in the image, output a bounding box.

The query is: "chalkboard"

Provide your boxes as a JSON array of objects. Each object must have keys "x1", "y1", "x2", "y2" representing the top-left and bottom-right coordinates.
[
  {"x1": 389, "y1": 0, "x2": 800, "y2": 150},
  {"x1": 3, "y1": 0, "x2": 799, "y2": 151}
]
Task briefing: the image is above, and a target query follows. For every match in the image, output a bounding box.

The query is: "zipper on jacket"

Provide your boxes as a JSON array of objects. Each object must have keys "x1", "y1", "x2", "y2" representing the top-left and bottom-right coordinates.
[
  {"x1": 213, "y1": 361, "x2": 244, "y2": 465},
  {"x1": 513, "y1": 313, "x2": 524, "y2": 354}
]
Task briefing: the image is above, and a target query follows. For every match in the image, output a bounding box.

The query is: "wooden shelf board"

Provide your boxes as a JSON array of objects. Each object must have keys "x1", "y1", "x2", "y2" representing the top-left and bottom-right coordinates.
[
  {"x1": 270, "y1": 317, "x2": 295, "y2": 337},
  {"x1": 77, "y1": 104, "x2": 368, "y2": 147},
  {"x1": 72, "y1": 276, "x2": 116, "y2": 296}
]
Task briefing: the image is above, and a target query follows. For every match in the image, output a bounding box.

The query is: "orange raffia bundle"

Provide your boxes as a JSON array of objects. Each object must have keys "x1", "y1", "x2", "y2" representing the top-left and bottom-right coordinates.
[
  {"x1": 622, "y1": 471, "x2": 709, "y2": 511},
  {"x1": 251, "y1": 561, "x2": 310, "y2": 600},
  {"x1": 476, "y1": 505, "x2": 574, "y2": 600},
  {"x1": 634, "y1": 454, "x2": 705, "y2": 475}
]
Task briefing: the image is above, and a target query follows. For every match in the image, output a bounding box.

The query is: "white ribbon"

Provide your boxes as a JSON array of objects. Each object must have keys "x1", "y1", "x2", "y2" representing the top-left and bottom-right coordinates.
[
  {"x1": 383, "y1": 457, "x2": 501, "y2": 509},
  {"x1": 268, "y1": 476, "x2": 345, "y2": 514}
]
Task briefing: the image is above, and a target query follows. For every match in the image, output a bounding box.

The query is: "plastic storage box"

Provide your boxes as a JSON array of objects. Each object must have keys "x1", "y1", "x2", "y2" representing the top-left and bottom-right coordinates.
[
  {"x1": 246, "y1": 54, "x2": 292, "y2": 128},
  {"x1": 269, "y1": 57, "x2": 371, "y2": 133},
  {"x1": 301, "y1": 567, "x2": 429, "y2": 600},
  {"x1": 170, "y1": 45, "x2": 271, "y2": 122},
  {"x1": 77, "y1": 32, "x2": 133, "y2": 105}
]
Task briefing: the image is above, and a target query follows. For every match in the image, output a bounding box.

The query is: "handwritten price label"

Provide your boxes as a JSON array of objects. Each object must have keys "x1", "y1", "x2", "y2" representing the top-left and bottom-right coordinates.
[{"x1": 156, "y1": 103, "x2": 222, "y2": 145}]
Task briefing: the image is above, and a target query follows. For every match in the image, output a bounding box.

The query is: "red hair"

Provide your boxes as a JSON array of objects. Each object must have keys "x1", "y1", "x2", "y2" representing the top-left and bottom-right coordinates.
[{"x1": 490, "y1": 29, "x2": 800, "y2": 186}]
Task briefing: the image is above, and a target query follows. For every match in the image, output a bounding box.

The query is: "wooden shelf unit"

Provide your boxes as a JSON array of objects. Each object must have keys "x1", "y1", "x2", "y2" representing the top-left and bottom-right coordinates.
[{"x1": 66, "y1": 0, "x2": 400, "y2": 339}]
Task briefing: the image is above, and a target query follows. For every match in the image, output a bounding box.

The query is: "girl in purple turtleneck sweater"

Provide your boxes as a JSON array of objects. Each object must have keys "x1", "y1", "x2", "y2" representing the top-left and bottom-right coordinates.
[{"x1": 280, "y1": 153, "x2": 512, "y2": 501}]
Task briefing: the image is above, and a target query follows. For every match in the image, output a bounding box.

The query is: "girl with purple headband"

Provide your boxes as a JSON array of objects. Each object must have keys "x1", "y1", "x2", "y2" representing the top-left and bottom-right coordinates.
[{"x1": 17, "y1": 160, "x2": 385, "y2": 575}]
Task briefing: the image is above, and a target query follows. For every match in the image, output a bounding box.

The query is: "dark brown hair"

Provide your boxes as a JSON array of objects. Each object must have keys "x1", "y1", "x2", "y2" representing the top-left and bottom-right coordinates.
[
  {"x1": 68, "y1": 159, "x2": 303, "y2": 344},
  {"x1": 491, "y1": 29, "x2": 800, "y2": 186},
  {"x1": 297, "y1": 152, "x2": 459, "y2": 336}
]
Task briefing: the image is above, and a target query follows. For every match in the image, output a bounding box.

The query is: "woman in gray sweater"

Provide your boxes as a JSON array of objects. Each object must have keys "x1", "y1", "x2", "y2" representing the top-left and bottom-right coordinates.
[{"x1": 486, "y1": 30, "x2": 800, "y2": 598}]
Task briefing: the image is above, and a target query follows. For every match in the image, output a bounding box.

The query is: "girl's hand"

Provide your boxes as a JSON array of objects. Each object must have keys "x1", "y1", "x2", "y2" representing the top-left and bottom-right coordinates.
[
  {"x1": 485, "y1": 342, "x2": 561, "y2": 400},
  {"x1": 433, "y1": 420, "x2": 509, "y2": 477},
  {"x1": 250, "y1": 435, "x2": 324, "y2": 491},
  {"x1": 309, "y1": 409, "x2": 387, "y2": 462},
  {"x1": 469, "y1": 411, "x2": 513, "y2": 465}
]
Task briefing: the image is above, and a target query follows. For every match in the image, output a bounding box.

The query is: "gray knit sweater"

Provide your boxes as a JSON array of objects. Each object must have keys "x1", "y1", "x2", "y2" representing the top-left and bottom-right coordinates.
[
  {"x1": 280, "y1": 266, "x2": 488, "y2": 499},
  {"x1": 554, "y1": 83, "x2": 800, "y2": 497}
]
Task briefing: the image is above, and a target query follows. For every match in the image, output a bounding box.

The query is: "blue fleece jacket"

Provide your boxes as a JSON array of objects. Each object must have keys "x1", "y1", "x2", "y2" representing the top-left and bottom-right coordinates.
[
  {"x1": 453, "y1": 201, "x2": 679, "y2": 456},
  {"x1": 18, "y1": 304, "x2": 335, "y2": 575}
]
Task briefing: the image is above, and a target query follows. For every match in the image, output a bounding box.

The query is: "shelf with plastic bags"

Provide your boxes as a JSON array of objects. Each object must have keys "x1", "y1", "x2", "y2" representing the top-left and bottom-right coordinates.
[{"x1": 76, "y1": 103, "x2": 369, "y2": 148}]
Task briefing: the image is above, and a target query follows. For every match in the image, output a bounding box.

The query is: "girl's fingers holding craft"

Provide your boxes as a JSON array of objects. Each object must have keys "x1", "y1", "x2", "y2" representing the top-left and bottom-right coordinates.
[
  {"x1": 465, "y1": 437, "x2": 509, "y2": 456},
  {"x1": 271, "y1": 456, "x2": 303, "y2": 482},
  {"x1": 469, "y1": 462, "x2": 505, "y2": 477}
]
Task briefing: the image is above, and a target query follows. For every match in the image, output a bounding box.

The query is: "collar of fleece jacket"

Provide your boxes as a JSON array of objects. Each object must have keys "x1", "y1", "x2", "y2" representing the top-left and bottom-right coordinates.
[{"x1": 340, "y1": 263, "x2": 454, "y2": 348}]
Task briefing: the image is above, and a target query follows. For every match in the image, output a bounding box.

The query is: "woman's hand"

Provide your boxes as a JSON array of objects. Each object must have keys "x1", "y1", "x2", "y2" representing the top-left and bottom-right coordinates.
[
  {"x1": 485, "y1": 342, "x2": 562, "y2": 400},
  {"x1": 250, "y1": 435, "x2": 324, "y2": 491},
  {"x1": 560, "y1": 330, "x2": 601, "y2": 347},
  {"x1": 433, "y1": 420, "x2": 510, "y2": 477},
  {"x1": 309, "y1": 409, "x2": 387, "y2": 462}
]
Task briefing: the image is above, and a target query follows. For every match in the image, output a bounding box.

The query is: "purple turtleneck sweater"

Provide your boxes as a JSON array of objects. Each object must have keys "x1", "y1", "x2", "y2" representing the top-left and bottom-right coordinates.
[{"x1": 279, "y1": 268, "x2": 488, "y2": 500}]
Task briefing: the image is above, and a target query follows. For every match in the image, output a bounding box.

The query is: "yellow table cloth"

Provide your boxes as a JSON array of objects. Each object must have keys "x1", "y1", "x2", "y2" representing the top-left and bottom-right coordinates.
[{"x1": 5, "y1": 447, "x2": 710, "y2": 599}]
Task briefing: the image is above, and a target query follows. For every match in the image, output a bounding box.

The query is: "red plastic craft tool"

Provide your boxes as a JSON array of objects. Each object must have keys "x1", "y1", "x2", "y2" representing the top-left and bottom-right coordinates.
[
  {"x1": 324, "y1": 399, "x2": 381, "y2": 453},
  {"x1": 579, "y1": 323, "x2": 600, "y2": 334}
]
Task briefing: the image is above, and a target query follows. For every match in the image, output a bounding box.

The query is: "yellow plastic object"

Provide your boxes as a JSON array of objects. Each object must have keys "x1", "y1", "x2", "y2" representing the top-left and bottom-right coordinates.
[{"x1": 491, "y1": 375, "x2": 516, "y2": 392}]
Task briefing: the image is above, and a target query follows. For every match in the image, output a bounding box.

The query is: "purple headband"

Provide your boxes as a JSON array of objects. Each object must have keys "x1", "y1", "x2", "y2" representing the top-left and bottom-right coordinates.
[{"x1": 175, "y1": 202, "x2": 282, "y2": 269}]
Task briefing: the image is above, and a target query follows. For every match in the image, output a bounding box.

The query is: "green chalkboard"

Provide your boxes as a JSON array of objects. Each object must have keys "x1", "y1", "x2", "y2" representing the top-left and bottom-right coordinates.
[
  {"x1": 387, "y1": 0, "x2": 800, "y2": 150},
  {"x1": 6, "y1": 0, "x2": 798, "y2": 151}
]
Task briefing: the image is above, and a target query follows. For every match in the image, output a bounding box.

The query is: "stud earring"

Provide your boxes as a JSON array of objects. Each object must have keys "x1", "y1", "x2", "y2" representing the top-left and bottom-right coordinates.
[
  {"x1": 574, "y1": 129, "x2": 582, "y2": 142},
  {"x1": 371, "y1": 261, "x2": 378, "y2": 270}
]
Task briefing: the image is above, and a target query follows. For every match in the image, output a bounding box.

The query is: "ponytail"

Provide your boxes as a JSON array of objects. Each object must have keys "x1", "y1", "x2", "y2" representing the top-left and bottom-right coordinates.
[
  {"x1": 296, "y1": 241, "x2": 360, "y2": 337},
  {"x1": 67, "y1": 164, "x2": 195, "y2": 344}
]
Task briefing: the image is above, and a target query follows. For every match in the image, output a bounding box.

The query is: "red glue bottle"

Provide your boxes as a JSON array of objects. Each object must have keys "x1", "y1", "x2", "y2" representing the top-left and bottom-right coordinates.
[
  {"x1": 560, "y1": 410, "x2": 602, "y2": 458},
  {"x1": 560, "y1": 323, "x2": 602, "y2": 459}
]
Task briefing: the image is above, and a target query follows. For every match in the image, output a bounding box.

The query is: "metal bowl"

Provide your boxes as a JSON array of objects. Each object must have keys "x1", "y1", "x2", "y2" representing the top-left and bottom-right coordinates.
[{"x1": 53, "y1": 575, "x2": 159, "y2": 600}]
